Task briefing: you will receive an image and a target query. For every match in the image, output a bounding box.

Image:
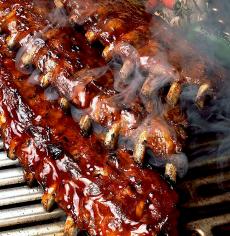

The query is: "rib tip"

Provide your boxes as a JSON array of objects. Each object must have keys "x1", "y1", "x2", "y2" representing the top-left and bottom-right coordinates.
[
  {"x1": 79, "y1": 115, "x2": 92, "y2": 136},
  {"x1": 54, "y1": 0, "x2": 64, "y2": 8},
  {"x1": 64, "y1": 216, "x2": 78, "y2": 236},
  {"x1": 85, "y1": 30, "x2": 97, "y2": 43},
  {"x1": 0, "y1": 114, "x2": 6, "y2": 126},
  {"x1": 104, "y1": 123, "x2": 120, "y2": 150},
  {"x1": 59, "y1": 97, "x2": 70, "y2": 112},
  {"x1": 102, "y1": 45, "x2": 113, "y2": 61},
  {"x1": 165, "y1": 163, "x2": 177, "y2": 183},
  {"x1": 40, "y1": 73, "x2": 51, "y2": 88},
  {"x1": 7, "y1": 148, "x2": 17, "y2": 160},
  {"x1": 166, "y1": 82, "x2": 181, "y2": 107},
  {"x1": 41, "y1": 186, "x2": 56, "y2": 212},
  {"x1": 23, "y1": 170, "x2": 36, "y2": 187},
  {"x1": 195, "y1": 83, "x2": 212, "y2": 109},
  {"x1": 133, "y1": 131, "x2": 148, "y2": 165},
  {"x1": 6, "y1": 36, "x2": 16, "y2": 50}
]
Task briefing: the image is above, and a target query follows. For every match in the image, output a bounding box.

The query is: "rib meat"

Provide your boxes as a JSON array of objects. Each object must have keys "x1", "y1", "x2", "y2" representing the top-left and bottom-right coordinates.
[
  {"x1": 55, "y1": 0, "x2": 224, "y2": 108},
  {"x1": 0, "y1": 55, "x2": 179, "y2": 235},
  {"x1": 0, "y1": 0, "x2": 187, "y2": 162}
]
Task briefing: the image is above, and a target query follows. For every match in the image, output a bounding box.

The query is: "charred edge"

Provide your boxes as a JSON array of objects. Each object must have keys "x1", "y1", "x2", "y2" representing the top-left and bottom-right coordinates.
[
  {"x1": 64, "y1": 216, "x2": 78, "y2": 236},
  {"x1": 79, "y1": 115, "x2": 92, "y2": 137},
  {"x1": 59, "y1": 97, "x2": 70, "y2": 113},
  {"x1": 23, "y1": 170, "x2": 36, "y2": 187},
  {"x1": 104, "y1": 122, "x2": 121, "y2": 150},
  {"x1": 41, "y1": 185, "x2": 57, "y2": 212},
  {"x1": 165, "y1": 163, "x2": 177, "y2": 183},
  {"x1": 133, "y1": 131, "x2": 148, "y2": 165}
]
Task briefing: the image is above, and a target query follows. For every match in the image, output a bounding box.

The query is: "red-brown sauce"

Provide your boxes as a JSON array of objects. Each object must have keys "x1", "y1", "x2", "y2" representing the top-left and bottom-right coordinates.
[{"x1": 0, "y1": 59, "x2": 178, "y2": 235}]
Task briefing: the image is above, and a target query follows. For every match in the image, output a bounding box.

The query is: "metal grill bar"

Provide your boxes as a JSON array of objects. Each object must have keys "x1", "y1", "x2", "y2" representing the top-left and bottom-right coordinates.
[
  {"x1": 180, "y1": 154, "x2": 230, "y2": 235},
  {"x1": 0, "y1": 167, "x2": 25, "y2": 187},
  {"x1": 181, "y1": 172, "x2": 230, "y2": 208},
  {"x1": 0, "y1": 152, "x2": 19, "y2": 168},
  {"x1": 186, "y1": 213, "x2": 230, "y2": 236},
  {"x1": 183, "y1": 192, "x2": 230, "y2": 208},
  {"x1": 0, "y1": 221, "x2": 65, "y2": 236},
  {"x1": 0, "y1": 204, "x2": 64, "y2": 228},
  {"x1": 0, "y1": 186, "x2": 42, "y2": 207}
]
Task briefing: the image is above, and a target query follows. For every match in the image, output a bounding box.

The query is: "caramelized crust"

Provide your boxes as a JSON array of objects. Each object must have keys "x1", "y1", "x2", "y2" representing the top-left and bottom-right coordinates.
[
  {"x1": 0, "y1": 58, "x2": 179, "y2": 235},
  {"x1": 0, "y1": 0, "x2": 187, "y2": 159},
  {"x1": 57, "y1": 0, "x2": 224, "y2": 91}
]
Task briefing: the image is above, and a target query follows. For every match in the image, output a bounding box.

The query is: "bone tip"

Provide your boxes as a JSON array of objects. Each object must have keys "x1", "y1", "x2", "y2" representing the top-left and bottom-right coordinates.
[
  {"x1": 40, "y1": 74, "x2": 50, "y2": 88},
  {"x1": 166, "y1": 82, "x2": 181, "y2": 107},
  {"x1": 64, "y1": 216, "x2": 78, "y2": 236},
  {"x1": 195, "y1": 83, "x2": 212, "y2": 109},
  {"x1": 104, "y1": 123, "x2": 120, "y2": 149},
  {"x1": 41, "y1": 186, "x2": 56, "y2": 212},
  {"x1": 7, "y1": 149, "x2": 17, "y2": 160},
  {"x1": 102, "y1": 45, "x2": 114, "y2": 61},
  {"x1": 6, "y1": 36, "x2": 16, "y2": 50},
  {"x1": 23, "y1": 171, "x2": 36, "y2": 187},
  {"x1": 0, "y1": 114, "x2": 6, "y2": 126},
  {"x1": 59, "y1": 97, "x2": 70, "y2": 112},
  {"x1": 54, "y1": 0, "x2": 64, "y2": 8},
  {"x1": 133, "y1": 131, "x2": 148, "y2": 165},
  {"x1": 119, "y1": 60, "x2": 135, "y2": 80},
  {"x1": 85, "y1": 31, "x2": 97, "y2": 43},
  {"x1": 79, "y1": 115, "x2": 92, "y2": 136},
  {"x1": 165, "y1": 163, "x2": 177, "y2": 183},
  {"x1": 21, "y1": 53, "x2": 33, "y2": 67}
]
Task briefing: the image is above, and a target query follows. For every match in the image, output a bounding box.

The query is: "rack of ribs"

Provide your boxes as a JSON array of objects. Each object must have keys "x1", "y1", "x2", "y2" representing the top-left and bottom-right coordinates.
[
  {"x1": 54, "y1": 0, "x2": 224, "y2": 108},
  {"x1": 0, "y1": 0, "x2": 188, "y2": 167},
  {"x1": 0, "y1": 0, "x2": 226, "y2": 235},
  {"x1": 0, "y1": 49, "x2": 179, "y2": 235}
]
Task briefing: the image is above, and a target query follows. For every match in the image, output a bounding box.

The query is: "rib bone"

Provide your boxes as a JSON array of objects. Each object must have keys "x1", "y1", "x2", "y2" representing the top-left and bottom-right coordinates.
[
  {"x1": 133, "y1": 131, "x2": 148, "y2": 164},
  {"x1": 104, "y1": 122, "x2": 121, "y2": 149}
]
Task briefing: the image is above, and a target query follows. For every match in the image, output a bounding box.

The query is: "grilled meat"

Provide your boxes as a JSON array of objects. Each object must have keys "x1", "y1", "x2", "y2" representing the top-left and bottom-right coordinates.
[
  {"x1": 0, "y1": 0, "x2": 187, "y2": 162},
  {"x1": 0, "y1": 55, "x2": 179, "y2": 235},
  {"x1": 55, "y1": 0, "x2": 224, "y2": 109}
]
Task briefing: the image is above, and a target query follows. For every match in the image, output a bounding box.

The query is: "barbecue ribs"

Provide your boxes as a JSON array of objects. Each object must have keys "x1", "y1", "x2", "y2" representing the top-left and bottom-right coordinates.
[
  {"x1": 0, "y1": 0, "x2": 188, "y2": 164},
  {"x1": 0, "y1": 0, "x2": 225, "y2": 235},
  {"x1": 55, "y1": 0, "x2": 224, "y2": 108},
  {"x1": 0, "y1": 51, "x2": 178, "y2": 235}
]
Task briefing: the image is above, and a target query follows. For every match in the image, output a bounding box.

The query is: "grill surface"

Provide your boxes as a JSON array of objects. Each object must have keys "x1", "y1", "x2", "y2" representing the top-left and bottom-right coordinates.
[
  {"x1": 179, "y1": 154, "x2": 230, "y2": 236},
  {"x1": 0, "y1": 141, "x2": 66, "y2": 236},
  {"x1": 0, "y1": 138, "x2": 229, "y2": 235}
]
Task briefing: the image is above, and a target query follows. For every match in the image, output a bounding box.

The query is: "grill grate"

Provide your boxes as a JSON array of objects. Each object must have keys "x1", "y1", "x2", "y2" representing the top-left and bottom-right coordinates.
[
  {"x1": 179, "y1": 154, "x2": 230, "y2": 236},
  {"x1": 0, "y1": 143, "x2": 66, "y2": 236}
]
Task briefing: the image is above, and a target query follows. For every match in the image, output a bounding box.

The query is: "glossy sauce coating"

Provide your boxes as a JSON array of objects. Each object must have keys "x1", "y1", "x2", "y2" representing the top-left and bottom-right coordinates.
[
  {"x1": 59, "y1": 0, "x2": 224, "y2": 88},
  {"x1": 0, "y1": 59, "x2": 178, "y2": 235},
  {"x1": 0, "y1": 0, "x2": 187, "y2": 158}
]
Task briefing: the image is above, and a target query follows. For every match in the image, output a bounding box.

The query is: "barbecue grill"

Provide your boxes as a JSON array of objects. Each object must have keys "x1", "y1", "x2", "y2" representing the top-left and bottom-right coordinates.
[{"x1": 0, "y1": 0, "x2": 230, "y2": 235}]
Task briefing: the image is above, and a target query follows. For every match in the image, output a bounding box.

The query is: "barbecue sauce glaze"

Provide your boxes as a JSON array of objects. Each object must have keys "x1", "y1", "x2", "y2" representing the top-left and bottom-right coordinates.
[{"x1": 0, "y1": 57, "x2": 178, "y2": 235}]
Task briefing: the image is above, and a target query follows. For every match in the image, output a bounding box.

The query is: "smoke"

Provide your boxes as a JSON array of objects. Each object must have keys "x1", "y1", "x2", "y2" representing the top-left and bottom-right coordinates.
[
  {"x1": 128, "y1": 0, "x2": 230, "y2": 174},
  {"x1": 13, "y1": 0, "x2": 230, "y2": 178},
  {"x1": 149, "y1": 152, "x2": 188, "y2": 178},
  {"x1": 165, "y1": 0, "x2": 230, "y2": 162}
]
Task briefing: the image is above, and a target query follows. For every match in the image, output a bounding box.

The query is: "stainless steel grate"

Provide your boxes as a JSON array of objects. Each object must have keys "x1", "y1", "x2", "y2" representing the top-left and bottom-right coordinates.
[
  {"x1": 0, "y1": 143, "x2": 66, "y2": 236},
  {"x1": 179, "y1": 155, "x2": 230, "y2": 236}
]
